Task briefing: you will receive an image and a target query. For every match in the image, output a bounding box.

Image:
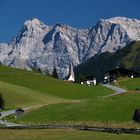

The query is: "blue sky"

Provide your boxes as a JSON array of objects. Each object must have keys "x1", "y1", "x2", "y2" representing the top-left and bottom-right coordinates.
[{"x1": 0, "y1": 0, "x2": 140, "y2": 42}]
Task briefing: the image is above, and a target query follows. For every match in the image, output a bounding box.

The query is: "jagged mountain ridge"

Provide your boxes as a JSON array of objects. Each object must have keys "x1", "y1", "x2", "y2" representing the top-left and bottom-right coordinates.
[{"x1": 0, "y1": 17, "x2": 140, "y2": 79}]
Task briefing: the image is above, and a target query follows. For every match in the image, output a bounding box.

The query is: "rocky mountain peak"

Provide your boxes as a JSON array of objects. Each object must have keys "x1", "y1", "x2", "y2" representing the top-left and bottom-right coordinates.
[
  {"x1": 106, "y1": 17, "x2": 140, "y2": 40},
  {"x1": 0, "y1": 17, "x2": 140, "y2": 79},
  {"x1": 107, "y1": 17, "x2": 140, "y2": 24},
  {"x1": 24, "y1": 18, "x2": 48, "y2": 29}
]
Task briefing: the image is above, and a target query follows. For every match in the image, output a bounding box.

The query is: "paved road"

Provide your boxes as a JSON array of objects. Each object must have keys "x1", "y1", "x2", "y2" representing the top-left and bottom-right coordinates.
[
  {"x1": 0, "y1": 109, "x2": 22, "y2": 127},
  {"x1": 101, "y1": 84, "x2": 127, "y2": 98},
  {"x1": 0, "y1": 120, "x2": 22, "y2": 127},
  {"x1": 0, "y1": 105, "x2": 44, "y2": 127},
  {"x1": 102, "y1": 84, "x2": 126, "y2": 94},
  {"x1": 0, "y1": 109, "x2": 16, "y2": 118}
]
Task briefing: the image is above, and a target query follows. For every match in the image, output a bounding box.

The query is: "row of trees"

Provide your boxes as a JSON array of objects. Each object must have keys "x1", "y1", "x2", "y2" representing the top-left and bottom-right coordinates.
[{"x1": 33, "y1": 67, "x2": 59, "y2": 79}]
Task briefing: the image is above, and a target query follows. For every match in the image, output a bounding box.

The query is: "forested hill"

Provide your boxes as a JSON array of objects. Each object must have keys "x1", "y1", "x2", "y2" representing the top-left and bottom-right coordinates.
[{"x1": 75, "y1": 41, "x2": 140, "y2": 82}]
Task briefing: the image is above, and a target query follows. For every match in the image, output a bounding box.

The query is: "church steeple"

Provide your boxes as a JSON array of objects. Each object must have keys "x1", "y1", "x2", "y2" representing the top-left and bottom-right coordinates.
[{"x1": 67, "y1": 63, "x2": 75, "y2": 82}]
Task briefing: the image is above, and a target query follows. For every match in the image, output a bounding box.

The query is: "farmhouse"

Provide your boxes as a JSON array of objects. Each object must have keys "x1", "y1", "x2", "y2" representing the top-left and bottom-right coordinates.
[
  {"x1": 104, "y1": 67, "x2": 140, "y2": 83},
  {"x1": 86, "y1": 76, "x2": 96, "y2": 86},
  {"x1": 80, "y1": 76, "x2": 97, "y2": 86}
]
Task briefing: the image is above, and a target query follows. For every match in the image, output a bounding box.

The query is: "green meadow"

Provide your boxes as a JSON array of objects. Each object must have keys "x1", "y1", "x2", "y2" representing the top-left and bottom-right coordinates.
[
  {"x1": 18, "y1": 92, "x2": 140, "y2": 124},
  {"x1": 0, "y1": 129, "x2": 140, "y2": 140},
  {"x1": 0, "y1": 65, "x2": 140, "y2": 139},
  {"x1": 0, "y1": 65, "x2": 140, "y2": 127},
  {"x1": 118, "y1": 77, "x2": 140, "y2": 91}
]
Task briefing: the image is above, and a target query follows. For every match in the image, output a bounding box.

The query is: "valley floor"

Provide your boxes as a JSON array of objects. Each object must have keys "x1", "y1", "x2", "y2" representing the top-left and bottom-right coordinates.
[{"x1": 0, "y1": 66, "x2": 140, "y2": 139}]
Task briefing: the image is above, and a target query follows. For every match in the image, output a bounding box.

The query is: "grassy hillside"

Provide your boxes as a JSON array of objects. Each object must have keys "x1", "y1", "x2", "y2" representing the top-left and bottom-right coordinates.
[
  {"x1": 18, "y1": 92, "x2": 140, "y2": 124},
  {"x1": 0, "y1": 65, "x2": 113, "y2": 110},
  {"x1": 0, "y1": 65, "x2": 112, "y2": 101},
  {"x1": 18, "y1": 78, "x2": 140, "y2": 127},
  {"x1": 0, "y1": 80, "x2": 71, "y2": 109},
  {"x1": 0, "y1": 129, "x2": 139, "y2": 140},
  {"x1": 75, "y1": 41, "x2": 140, "y2": 82}
]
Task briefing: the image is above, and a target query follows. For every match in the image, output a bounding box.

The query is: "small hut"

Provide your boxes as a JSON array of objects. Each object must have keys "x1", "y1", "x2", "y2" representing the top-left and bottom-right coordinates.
[{"x1": 15, "y1": 109, "x2": 24, "y2": 117}]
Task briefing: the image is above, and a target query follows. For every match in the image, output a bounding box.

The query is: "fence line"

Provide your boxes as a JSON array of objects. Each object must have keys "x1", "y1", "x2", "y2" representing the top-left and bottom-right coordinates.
[{"x1": 0, "y1": 124, "x2": 140, "y2": 135}]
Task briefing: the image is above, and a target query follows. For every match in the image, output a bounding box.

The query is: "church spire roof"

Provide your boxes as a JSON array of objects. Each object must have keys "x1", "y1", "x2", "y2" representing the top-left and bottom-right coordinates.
[{"x1": 67, "y1": 63, "x2": 75, "y2": 82}]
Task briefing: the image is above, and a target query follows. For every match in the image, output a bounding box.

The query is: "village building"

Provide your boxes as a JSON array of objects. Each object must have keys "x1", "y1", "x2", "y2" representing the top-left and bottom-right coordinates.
[
  {"x1": 103, "y1": 67, "x2": 140, "y2": 83},
  {"x1": 86, "y1": 78, "x2": 97, "y2": 86},
  {"x1": 81, "y1": 76, "x2": 97, "y2": 86}
]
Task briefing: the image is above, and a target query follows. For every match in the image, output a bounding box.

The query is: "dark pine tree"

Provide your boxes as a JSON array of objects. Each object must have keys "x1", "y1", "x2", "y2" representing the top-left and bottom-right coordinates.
[
  {"x1": 0, "y1": 94, "x2": 4, "y2": 110},
  {"x1": 51, "y1": 67, "x2": 59, "y2": 79}
]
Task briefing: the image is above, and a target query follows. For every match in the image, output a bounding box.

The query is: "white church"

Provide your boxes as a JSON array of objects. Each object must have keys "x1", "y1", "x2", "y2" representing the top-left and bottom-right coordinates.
[{"x1": 66, "y1": 63, "x2": 75, "y2": 82}]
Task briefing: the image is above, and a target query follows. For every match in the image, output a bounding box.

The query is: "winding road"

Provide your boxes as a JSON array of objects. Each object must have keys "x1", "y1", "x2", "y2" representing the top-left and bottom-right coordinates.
[
  {"x1": 0, "y1": 109, "x2": 16, "y2": 118},
  {"x1": 102, "y1": 84, "x2": 127, "y2": 98},
  {"x1": 0, "y1": 119, "x2": 21, "y2": 127},
  {"x1": 0, "y1": 109, "x2": 22, "y2": 127},
  {"x1": 102, "y1": 84, "x2": 126, "y2": 94}
]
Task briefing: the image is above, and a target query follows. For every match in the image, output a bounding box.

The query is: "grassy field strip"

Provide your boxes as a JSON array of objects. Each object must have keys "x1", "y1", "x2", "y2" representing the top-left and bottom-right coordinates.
[
  {"x1": 17, "y1": 91, "x2": 140, "y2": 128},
  {"x1": 113, "y1": 78, "x2": 140, "y2": 91},
  {"x1": 0, "y1": 129, "x2": 139, "y2": 140},
  {"x1": 119, "y1": 78, "x2": 140, "y2": 90}
]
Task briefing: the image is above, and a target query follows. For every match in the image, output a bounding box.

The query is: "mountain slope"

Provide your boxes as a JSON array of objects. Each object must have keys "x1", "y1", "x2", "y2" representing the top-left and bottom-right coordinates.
[
  {"x1": 75, "y1": 41, "x2": 140, "y2": 82},
  {"x1": 0, "y1": 17, "x2": 140, "y2": 79}
]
